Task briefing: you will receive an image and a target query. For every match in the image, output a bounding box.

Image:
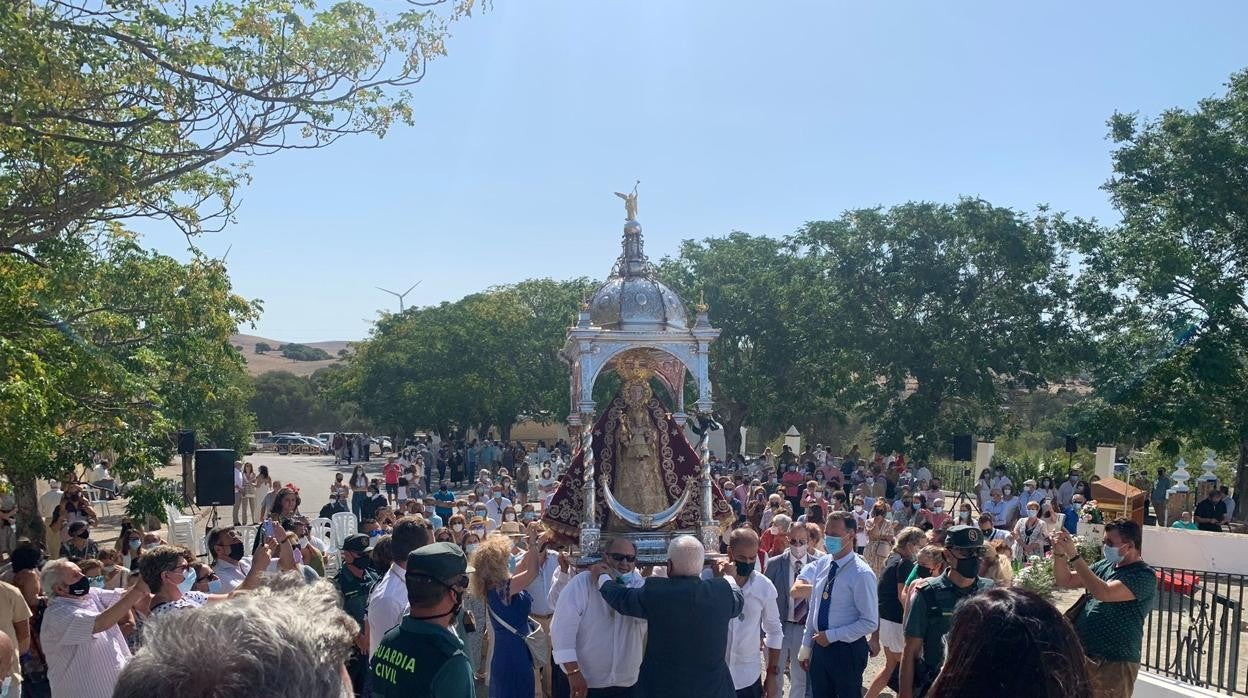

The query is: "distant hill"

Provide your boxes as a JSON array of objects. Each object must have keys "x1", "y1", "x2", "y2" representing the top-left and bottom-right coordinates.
[{"x1": 231, "y1": 334, "x2": 351, "y2": 377}]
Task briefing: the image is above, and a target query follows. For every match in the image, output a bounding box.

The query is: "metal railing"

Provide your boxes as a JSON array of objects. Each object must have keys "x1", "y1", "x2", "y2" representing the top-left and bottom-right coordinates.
[{"x1": 1144, "y1": 565, "x2": 1246, "y2": 695}]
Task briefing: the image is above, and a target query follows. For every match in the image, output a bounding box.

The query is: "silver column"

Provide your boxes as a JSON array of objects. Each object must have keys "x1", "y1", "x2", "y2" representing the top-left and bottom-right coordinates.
[
  {"x1": 698, "y1": 433, "x2": 719, "y2": 552},
  {"x1": 578, "y1": 420, "x2": 601, "y2": 559}
]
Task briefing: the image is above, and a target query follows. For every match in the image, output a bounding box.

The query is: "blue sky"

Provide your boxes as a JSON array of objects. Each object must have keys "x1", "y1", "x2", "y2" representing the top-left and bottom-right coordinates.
[{"x1": 146, "y1": 1, "x2": 1248, "y2": 343}]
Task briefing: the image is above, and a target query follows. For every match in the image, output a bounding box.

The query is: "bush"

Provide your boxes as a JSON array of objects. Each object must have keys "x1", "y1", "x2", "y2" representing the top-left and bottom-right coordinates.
[
  {"x1": 280, "y1": 343, "x2": 332, "y2": 361},
  {"x1": 254, "y1": 342, "x2": 273, "y2": 354},
  {"x1": 1014, "y1": 555, "x2": 1056, "y2": 601}
]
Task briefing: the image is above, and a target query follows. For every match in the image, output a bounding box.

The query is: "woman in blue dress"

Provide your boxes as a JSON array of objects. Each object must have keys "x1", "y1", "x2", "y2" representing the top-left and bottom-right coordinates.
[{"x1": 471, "y1": 524, "x2": 543, "y2": 698}]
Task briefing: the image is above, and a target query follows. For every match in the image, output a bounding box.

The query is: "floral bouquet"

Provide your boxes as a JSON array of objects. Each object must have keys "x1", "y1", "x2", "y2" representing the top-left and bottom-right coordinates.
[{"x1": 1080, "y1": 500, "x2": 1103, "y2": 524}]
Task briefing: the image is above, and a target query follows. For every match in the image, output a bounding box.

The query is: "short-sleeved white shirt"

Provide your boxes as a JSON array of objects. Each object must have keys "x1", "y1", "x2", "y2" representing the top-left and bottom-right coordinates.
[{"x1": 42, "y1": 588, "x2": 132, "y2": 698}]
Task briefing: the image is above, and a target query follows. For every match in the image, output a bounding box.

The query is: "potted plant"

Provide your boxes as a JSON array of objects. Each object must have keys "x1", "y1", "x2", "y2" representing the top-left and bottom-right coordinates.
[{"x1": 123, "y1": 478, "x2": 183, "y2": 531}]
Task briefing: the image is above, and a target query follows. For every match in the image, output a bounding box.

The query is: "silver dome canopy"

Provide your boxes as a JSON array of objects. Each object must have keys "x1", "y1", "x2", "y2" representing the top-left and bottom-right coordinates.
[{"x1": 588, "y1": 220, "x2": 689, "y2": 331}]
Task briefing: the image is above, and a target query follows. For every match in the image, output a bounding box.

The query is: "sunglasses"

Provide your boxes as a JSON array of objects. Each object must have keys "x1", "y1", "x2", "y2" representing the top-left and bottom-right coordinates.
[
  {"x1": 788, "y1": 539, "x2": 809, "y2": 546},
  {"x1": 607, "y1": 553, "x2": 637, "y2": 563}
]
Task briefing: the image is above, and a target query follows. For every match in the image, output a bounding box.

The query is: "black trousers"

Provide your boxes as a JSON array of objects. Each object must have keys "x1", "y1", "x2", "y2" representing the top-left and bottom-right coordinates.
[
  {"x1": 735, "y1": 678, "x2": 762, "y2": 698},
  {"x1": 346, "y1": 648, "x2": 372, "y2": 698},
  {"x1": 810, "y1": 636, "x2": 867, "y2": 698},
  {"x1": 551, "y1": 664, "x2": 633, "y2": 698}
]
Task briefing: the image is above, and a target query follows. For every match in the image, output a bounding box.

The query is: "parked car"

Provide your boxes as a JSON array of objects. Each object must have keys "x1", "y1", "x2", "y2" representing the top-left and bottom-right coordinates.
[{"x1": 272, "y1": 435, "x2": 326, "y2": 456}]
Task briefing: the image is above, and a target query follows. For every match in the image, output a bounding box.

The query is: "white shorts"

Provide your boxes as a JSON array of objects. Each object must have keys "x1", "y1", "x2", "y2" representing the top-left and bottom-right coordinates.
[{"x1": 879, "y1": 618, "x2": 905, "y2": 654}]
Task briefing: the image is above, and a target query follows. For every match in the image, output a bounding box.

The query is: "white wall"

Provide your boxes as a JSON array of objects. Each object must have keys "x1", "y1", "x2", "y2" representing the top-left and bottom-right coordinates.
[
  {"x1": 1135, "y1": 672, "x2": 1225, "y2": 698},
  {"x1": 1144, "y1": 525, "x2": 1248, "y2": 574}
]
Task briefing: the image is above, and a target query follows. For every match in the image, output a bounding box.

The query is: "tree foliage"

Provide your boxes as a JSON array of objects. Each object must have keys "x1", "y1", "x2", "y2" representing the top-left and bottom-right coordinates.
[
  {"x1": 659, "y1": 233, "x2": 839, "y2": 454},
  {"x1": 345, "y1": 278, "x2": 595, "y2": 440},
  {"x1": 248, "y1": 369, "x2": 355, "y2": 433},
  {"x1": 1067, "y1": 69, "x2": 1248, "y2": 513},
  {"x1": 0, "y1": 230, "x2": 257, "y2": 538},
  {"x1": 280, "y1": 343, "x2": 332, "y2": 361},
  {"x1": 0, "y1": 0, "x2": 477, "y2": 259},
  {"x1": 792, "y1": 200, "x2": 1082, "y2": 457}
]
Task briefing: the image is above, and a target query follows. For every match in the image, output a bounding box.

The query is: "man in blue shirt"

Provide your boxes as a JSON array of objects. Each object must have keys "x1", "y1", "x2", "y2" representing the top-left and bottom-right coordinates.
[
  {"x1": 791, "y1": 510, "x2": 879, "y2": 698},
  {"x1": 433, "y1": 480, "x2": 455, "y2": 522},
  {"x1": 1062, "y1": 494, "x2": 1085, "y2": 535}
]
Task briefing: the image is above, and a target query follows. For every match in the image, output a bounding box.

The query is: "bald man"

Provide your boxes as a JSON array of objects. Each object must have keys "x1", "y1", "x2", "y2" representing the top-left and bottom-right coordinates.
[{"x1": 592, "y1": 536, "x2": 743, "y2": 698}]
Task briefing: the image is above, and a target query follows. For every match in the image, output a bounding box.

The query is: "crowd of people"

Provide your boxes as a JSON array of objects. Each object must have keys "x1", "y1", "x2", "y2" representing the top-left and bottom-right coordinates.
[{"x1": 0, "y1": 442, "x2": 1169, "y2": 698}]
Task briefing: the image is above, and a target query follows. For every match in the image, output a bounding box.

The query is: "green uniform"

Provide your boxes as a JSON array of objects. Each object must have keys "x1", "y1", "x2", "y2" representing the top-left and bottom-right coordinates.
[
  {"x1": 335, "y1": 565, "x2": 381, "y2": 627},
  {"x1": 903, "y1": 572, "x2": 994, "y2": 669},
  {"x1": 1074, "y1": 559, "x2": 1156, "y2": 662},
  {"x1": 371, "y1": 616, "x2": 475, "y2": 698}
]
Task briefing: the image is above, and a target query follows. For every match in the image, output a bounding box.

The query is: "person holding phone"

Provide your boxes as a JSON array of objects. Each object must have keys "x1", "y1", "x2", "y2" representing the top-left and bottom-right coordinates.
[{"x1": 207, "y1": 519, "x2": 297, "y2": 591}]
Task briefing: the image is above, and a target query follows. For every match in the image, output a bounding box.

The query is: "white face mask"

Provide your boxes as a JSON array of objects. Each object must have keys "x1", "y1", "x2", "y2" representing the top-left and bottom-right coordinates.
[
  {"x1": 853, "y1": 505, "x2": 863, "y2": 513},
  {"x1": 791, "y1": 544, "x2": 808, "y2": 558},
  {"x1": 452, "y1": 524, "x2": 464, "y2": 532}
]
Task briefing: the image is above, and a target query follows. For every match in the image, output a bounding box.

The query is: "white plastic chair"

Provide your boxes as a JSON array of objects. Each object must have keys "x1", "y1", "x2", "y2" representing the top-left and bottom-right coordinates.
[
  {"x1": 309, "y1": 517, "x2": 338, "y2": 575},
  {"x1": 235, "y1": 525, "x2": 258, "y2": 554},
  {"x1": 87, "y1": 488, "x2": 111, "y2": 517},
  {"x1": 164, "y1": 503, "x2": 200, "y2": 556},
  {"x1": 330, "y1": 512, "x2": 358, "y2": 548}
]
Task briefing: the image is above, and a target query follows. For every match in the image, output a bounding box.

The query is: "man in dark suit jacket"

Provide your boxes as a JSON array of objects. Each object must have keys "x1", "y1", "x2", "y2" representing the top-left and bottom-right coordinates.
[
  {"x1": 762, "y1": 526, "x2": 818, "y2": 698},
  {"x1": 593, "y1": 535, "x2": 744, "y2": 698}
]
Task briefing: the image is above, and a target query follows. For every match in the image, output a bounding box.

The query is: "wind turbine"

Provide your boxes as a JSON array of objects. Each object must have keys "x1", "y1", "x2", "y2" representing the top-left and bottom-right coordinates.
[{"x1": 377, "y1": 280, "x2": 422, "y2": 312}]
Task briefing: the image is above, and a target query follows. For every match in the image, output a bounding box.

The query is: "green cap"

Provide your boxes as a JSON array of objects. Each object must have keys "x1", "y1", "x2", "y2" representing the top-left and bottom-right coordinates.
[
  {"x1": 405, "y1": 542, "x2": 474, "y2": 582},
  {"x1": 945, "y1": 524, "x2": 986, "y2": 549}
]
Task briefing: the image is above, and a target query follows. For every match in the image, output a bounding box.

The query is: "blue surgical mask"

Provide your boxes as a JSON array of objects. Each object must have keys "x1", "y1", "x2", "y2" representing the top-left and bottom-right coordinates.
[
  {"x1": 89, "y1": 575, "x2": 105, "y2": 588},
  {"x1": 1102, "y1": 544, "x2": 1123, "y2": 565},
  {"x1": 176, "y1": 569, "x2": 197, "y2": 595},
  {"x1": 825, "y1": 535, "x2": 844, "y2": 555}
]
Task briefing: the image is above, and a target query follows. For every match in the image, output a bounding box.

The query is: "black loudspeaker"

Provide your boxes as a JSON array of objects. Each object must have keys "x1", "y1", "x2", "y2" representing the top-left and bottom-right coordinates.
[
  {"x1": 952, "y1": 434, "x2": 973, "y2": 462},
  {"x1": 195, "y1": 449, "x2": 236, "y2": 506},
  {"x1": 177, "y1": 430, "x2": 197, "y2": 455},
  {"x1": 1065, "y1": 435, "x2": 1078, "y2": 454}
]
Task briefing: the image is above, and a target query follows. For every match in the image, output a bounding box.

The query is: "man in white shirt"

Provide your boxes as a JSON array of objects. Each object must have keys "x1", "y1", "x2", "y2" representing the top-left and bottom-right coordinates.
[
  {"x1": 792, "y1": 511, "x2": 879, "y2": 698},
  {"x1": 762, "y1": 523, "x2": 818, "y2": 698},
  {"x1": 39, "y1": 480, "x2": 63, "y2": 520},
  {"x1": 1056, "y1": 472, "x2": 1081, "y2": 509},
  {"x1": 39, "y1": 559, "x2": 150, "y2": 698},
  {"x1": 551, "y1": 537, "x2": 646, "y2": 698},
  {"x1": 483, "y1": 487, "x2": 513, "y2": 525},
  {"x1": 206, "y1": 525, "x2": 296, "y2": 591},
  {"x1": 366, "y1": 518, "x2": 431, "y2": 656},
  {"x1": 721, "y1": 528, "x2": 783, "y2": 698},
  {"x1": 232, "y1": 460, "x2": 246, "y2": 525}
]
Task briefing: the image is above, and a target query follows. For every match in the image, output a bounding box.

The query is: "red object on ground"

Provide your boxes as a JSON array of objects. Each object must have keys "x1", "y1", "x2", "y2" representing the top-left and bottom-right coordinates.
[{"x1": 1157, "y1": 569, "x2": 1201, "y2": 595}]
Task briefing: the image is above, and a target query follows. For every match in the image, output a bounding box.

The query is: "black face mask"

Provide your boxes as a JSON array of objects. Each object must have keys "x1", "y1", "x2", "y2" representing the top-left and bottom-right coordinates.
[
  {"x1": 952, "y1": 554, "x2": 980, "y2": 579},
  {"x1": 734, "y1": 560, "x2": 754, "y2": 577},
  {"x1": 440, "y1": 484, "x2": 448, "y2": 491},
  {"x1": 76, "y1": 530, "x2": 90, "y2": 540},
  {"x1": 67, "y1": 576, "x2": 92, "y2": 596},
  {"x1": 349, "y1": 554, "x2": 373, "y2": 572},
  {"x1": 228, "y1": 542, "x2": 245, "y2": 560},
  {"x1": 408, "y1": 582, "x2": 464, "y2": 621}
]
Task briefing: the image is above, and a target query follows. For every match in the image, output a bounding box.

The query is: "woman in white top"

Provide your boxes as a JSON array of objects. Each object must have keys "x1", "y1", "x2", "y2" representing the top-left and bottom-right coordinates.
[
  {"x1": 976, "y1": 469, "x2": 993, "y2": 509},
  {"x1": 1012, "y1": 502, "x2": 1049, "y2": 561}
]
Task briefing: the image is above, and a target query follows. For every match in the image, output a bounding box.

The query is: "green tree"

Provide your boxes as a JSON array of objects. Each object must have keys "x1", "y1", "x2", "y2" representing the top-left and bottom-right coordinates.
[
  {"x1": 1068, "y1": 69, "x2": 1248, "y2": 515},
  {"x1": 0, "y1": 231, "x2": 258, "y2": 540},
  {"x1": 345, "y1": 278, "x2": 594, "y2": 442},
  {"x1": 793, "y1": 200, "x2": 1081, "y2": 458},
  {"x1": 280, "y1": 343, "x2": 332, "y2": 361},
  {"x1": 0, "y1": 0, "x2": 476, "y2": 261},
  {"x1": 659, "y1": 233, "x2": 837, "y2": 455},
  {"x1": 255, "y1": 342, "x2": 273, "y2": 354}
]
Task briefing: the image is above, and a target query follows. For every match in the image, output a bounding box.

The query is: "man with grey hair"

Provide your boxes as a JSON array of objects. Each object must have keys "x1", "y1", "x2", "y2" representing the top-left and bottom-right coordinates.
[
  {"x1": 39, "y1": 558, "x2": 149, "y2": 698},
  {"x1": 592, "y1": 535, "x2": 743, "y2": 698},
  {"x1": 114, "y1": 575, "x2": 357, "y2": 698}
]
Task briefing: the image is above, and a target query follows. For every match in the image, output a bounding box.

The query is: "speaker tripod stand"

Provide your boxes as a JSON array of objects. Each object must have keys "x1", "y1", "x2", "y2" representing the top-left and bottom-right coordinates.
[{"x1": 946, "y1": 461, "x2": 979, "y2": 515}]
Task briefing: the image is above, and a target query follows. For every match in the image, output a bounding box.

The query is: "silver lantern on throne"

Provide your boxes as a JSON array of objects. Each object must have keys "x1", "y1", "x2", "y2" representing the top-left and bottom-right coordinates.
[{"x1": 546, "y1": 189, "x2": 728, "y2": 564}]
